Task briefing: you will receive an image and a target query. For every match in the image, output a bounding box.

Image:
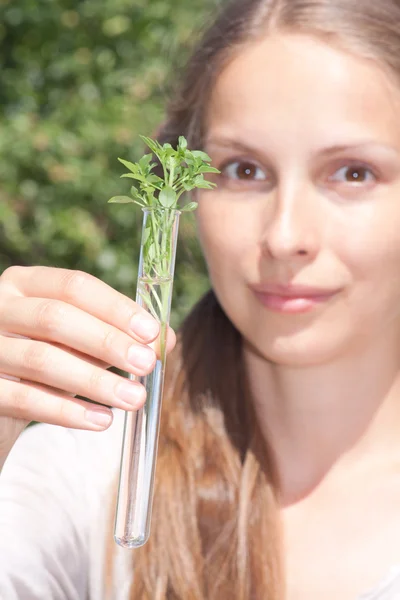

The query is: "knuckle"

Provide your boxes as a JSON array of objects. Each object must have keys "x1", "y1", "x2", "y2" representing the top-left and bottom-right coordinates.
[
  {"x1": 10, "y1": 384, "x2": 32, "y2": 417},
  {"x1": 87, "y1": 368, "x2": 109, "y2": 395},
  {"x1": 114, "y1": 297, "x2": 134, "y2": 323},
  {"x1": 34, "y1": 300, "x2": 66, "y2": 334},
  {"x1": 22, "y1": 342, "x2": 50, "y2": 375},
  {"x1": 101, "y1": 328, "x2": 121, "y2": 354},
  {"x1": 56, "y1": 395, "x2": 72, "y2": 422},
  {"x1": 60, "y1": 270, "x2": 92, "y2": 303}
]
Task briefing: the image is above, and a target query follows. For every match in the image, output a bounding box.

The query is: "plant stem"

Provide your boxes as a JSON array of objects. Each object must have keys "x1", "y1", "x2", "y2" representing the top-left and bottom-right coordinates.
[
  {"x1": 146, "y1": 282, "x2": 163, "y2": 314},
  {"x1": 169, "y1": 164, "x2": 175, "y2": 188},
  {"x1": 149, "y1": 209, "x2": 161, "y2": 274}
]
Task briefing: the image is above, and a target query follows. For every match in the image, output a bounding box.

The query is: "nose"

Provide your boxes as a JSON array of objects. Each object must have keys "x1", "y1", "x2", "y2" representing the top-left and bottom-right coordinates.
[{"x1": 260, "y1": 183, "x2": 321, "y2": 261}]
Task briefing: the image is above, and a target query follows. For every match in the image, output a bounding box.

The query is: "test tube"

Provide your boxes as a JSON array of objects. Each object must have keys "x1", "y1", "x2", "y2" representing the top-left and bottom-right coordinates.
[{"x1": 114, "y1": 207, "x2": 180, "y2": 547}]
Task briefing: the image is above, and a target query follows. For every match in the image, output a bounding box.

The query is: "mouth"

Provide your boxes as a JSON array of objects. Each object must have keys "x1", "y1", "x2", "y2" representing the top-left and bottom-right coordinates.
[{"x1": 250, "y1": 284, "x2": 340, "y2": 314}]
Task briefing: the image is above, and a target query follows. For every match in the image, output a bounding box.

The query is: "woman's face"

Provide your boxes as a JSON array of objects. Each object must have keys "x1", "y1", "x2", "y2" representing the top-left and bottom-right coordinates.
[{"x1": 196, "y1": 33, "x2": 400, "y2": 366}]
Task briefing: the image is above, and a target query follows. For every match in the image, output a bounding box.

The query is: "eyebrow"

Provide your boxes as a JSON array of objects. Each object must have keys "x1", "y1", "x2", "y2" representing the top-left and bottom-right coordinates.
[
  {"x1": 204, "y1": 137, "x2": 257, "y2": 154},
  {"x1": 318, "y1": 141, "x2": 399, "y2": 157},
  {"x1": 204, "y1": 136, "x2": 400, "y2": 158},
  {"x1": 203, "y1": 137, "x2": 268, "y2": 164}
]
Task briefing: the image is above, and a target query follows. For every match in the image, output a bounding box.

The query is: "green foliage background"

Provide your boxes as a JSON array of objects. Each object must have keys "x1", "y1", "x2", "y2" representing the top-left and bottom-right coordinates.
[{"x1": 0, "y1": 0, "x2": 220, "y2": 327}]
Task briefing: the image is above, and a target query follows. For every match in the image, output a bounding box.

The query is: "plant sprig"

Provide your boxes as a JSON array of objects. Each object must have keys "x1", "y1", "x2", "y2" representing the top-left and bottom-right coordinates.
[
  {"x1": 108, "y1": 135, "x2": 220, "y2": 341},
  {"x1": 108, "y1": 134, "x2": 220, "y2": 212}
]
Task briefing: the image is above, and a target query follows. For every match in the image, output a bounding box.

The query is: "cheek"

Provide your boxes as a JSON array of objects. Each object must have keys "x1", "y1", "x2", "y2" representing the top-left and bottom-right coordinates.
[
  {"x1": 344, "y1": 200, "x2": 400, "y2": 267},
  {"x1": 336, "y1": 212, "x2": 400, "y2": 325},
  {"x1": 195, "y1": 199, "x2": 259, "y2": 275}
]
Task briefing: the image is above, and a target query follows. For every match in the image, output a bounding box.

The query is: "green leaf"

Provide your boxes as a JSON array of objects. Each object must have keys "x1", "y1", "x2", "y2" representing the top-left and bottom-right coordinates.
[
  {"x1": 121, "y1": 173, "x2": 149, "y2": 184},
  {"x1": 147, "y1": 174, "x2": 164, "y2": 187},
  {"x1": 139, "y1": 154, "x2": 153, "y2": 171},
  {"x1": 159, "y1": 186, "x2": 177, "y2": 207},
  {"x1": 166, "y1": 153, "x2": 178, "y2": 171},
  {"x1": 108, "y1": 196, "x2": 135, "y2": 203},
  {"x1": 178, "y1": 136, "x2": 187, "y2": 150},
  {"x1": 191, "y1": 150, "x2": 212, "y2": 162},
  {"x1": 198, "y1": 165, "x2": 220, "y2": 174},
  {"x1": 183, "y1": 150, "x2": 199, "y2": 166},
  {"x1": 130, "y1": 186, "x2": 147, "y2": 203},
  {"x1": 182, "y1": 181, "x2": 195, "y2": 191},
  {"x1": 118, "y1": 158, "x2": 140, "y2": 173},
  {"x1": 181, "y1": 201, "x2": 198, "y2": 212},
  {"x1": 194, "y1": 180, "x2": 216, "y2": 189},
  {"x1": 140, "y1": 135, "x2": 164, "y2": 158}
]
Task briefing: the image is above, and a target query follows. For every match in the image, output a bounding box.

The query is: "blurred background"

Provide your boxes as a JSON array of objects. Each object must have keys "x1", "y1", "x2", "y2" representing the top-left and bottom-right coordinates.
[{"x1": 0, "y1": 0, "x2": 220, "y2": 328}]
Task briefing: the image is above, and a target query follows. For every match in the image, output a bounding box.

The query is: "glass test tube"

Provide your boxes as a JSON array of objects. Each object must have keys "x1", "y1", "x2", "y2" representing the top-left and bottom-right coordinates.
[{"x1": 114, "y1": 207, "x2": 180, "y2": 547}]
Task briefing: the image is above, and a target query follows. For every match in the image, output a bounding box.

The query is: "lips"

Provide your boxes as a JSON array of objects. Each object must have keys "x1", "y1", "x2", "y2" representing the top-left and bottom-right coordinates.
[
  {"x1": 251, "y1": 283, "x2": 337, "y2": 296},
  {"x1": 250, "y1": 283, "x2": 339, "y2": 313}
]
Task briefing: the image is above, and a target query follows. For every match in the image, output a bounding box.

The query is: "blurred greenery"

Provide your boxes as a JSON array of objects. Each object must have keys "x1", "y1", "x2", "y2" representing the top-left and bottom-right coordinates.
[{"x1": 0, "y1": 0, "x2": 220, "y2": 328}]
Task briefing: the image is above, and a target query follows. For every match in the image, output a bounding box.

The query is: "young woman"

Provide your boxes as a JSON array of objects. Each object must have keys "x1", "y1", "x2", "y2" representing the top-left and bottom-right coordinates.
[{"x1": 2, "y1": 0, "x2": 400, "y2": 598}]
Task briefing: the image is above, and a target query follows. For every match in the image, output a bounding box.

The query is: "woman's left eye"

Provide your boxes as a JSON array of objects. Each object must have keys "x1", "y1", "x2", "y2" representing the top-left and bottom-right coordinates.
[{"x1": 329, "y1": 165, "x2": 376, "y2": 184}]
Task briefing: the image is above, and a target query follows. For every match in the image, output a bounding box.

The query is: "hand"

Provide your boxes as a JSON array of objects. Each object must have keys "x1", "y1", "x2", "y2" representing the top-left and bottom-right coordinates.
[{"x1": 0, "y1": 266, "x2": 176, "y2": 465}]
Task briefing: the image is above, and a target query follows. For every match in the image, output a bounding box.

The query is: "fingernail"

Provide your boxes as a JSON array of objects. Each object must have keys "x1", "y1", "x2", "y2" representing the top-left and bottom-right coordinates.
[
  {"x1": 130, "y1": 312, "x2": 159, "y2": 341},
  {"x1": 115, "y1": 381, "x2": 145, "y2": 407},
  {"x1": 85, "y1": 408, "x2": 113, "y2": 428},
  {"x1": 128, "y1": 344, "x2": 155, "y2": 371}
]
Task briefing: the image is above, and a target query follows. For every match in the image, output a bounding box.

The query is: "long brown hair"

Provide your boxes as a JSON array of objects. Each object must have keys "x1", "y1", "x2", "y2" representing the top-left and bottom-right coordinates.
[
  {"x1": 110, "y1": 0, "x2": 400, "y2": 597},
  {"x1": 125, "y1": 290, "x2": 282, "y2": 599}
]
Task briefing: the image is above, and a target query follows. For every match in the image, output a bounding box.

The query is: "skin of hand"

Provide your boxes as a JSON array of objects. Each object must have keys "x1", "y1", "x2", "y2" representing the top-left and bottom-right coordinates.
[{"x1": 0, "y1": 265, "x2": 176, "y2": 466}]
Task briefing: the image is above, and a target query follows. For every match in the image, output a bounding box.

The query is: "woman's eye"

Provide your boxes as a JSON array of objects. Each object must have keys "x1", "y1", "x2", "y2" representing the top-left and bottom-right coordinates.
[
  {"x1": 221, "y1": 160, "x2": 267, "y2": 182},
  {"x1": 330, "y1": 165, "x2": 376, "y2": 184}
]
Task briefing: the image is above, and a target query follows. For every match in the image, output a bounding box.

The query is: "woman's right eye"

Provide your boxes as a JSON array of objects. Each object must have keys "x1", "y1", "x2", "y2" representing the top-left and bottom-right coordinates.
[{"x1": 220, "y1": 160, "x2": 268, "y2": 182}]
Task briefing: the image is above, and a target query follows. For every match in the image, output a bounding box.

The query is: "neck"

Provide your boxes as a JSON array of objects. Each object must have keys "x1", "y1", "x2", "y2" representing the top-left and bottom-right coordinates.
[{"x1": 244, "y1": 326, "x2": 400, "y2": 506}]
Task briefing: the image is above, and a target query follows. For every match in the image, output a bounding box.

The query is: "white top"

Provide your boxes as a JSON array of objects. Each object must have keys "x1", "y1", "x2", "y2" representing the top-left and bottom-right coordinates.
[
  {"x1": 1, "y1": 410, "x2": 400, "y2": 600},
  {"x1": 0, "y1": 409, "x2": 133, "y2": 600}
]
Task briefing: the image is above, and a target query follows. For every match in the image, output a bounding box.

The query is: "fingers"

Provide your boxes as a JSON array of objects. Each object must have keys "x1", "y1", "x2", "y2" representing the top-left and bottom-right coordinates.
[
  {"x1": 0, "y1": 297, "x2": 158, "y2": 377},
  {"x1": 0, "y1": 332, "x2": 110, "y2": 371},
  {"x1": 0, "y1": 336, "x2": 148, "y2": 412},
  {"x1": 0, "y1": 376, "x2": 114, "y2": 431},
  {"x1": 0, "y1": 266, "x2": 176, "y2": 351},
  {"x1": 0, "y1": 266, "x2": 178, "y2": 433}
]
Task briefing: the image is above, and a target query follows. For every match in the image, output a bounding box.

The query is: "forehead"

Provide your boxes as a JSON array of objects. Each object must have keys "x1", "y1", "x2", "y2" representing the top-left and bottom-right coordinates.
[{"x1": 205, "y1": 34, "x2": 400, "y2": 148}]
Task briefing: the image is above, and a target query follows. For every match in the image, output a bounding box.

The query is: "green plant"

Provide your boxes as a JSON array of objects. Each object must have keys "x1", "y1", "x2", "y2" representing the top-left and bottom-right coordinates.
[{"x1": 108, "y1": 134, "x2": 219, "y2": 282}]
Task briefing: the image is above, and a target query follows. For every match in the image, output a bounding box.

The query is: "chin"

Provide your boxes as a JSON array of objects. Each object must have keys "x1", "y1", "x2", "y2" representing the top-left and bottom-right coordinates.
[{"x1": 243, "y1": 326, "x2": 348, "y2": 368}]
